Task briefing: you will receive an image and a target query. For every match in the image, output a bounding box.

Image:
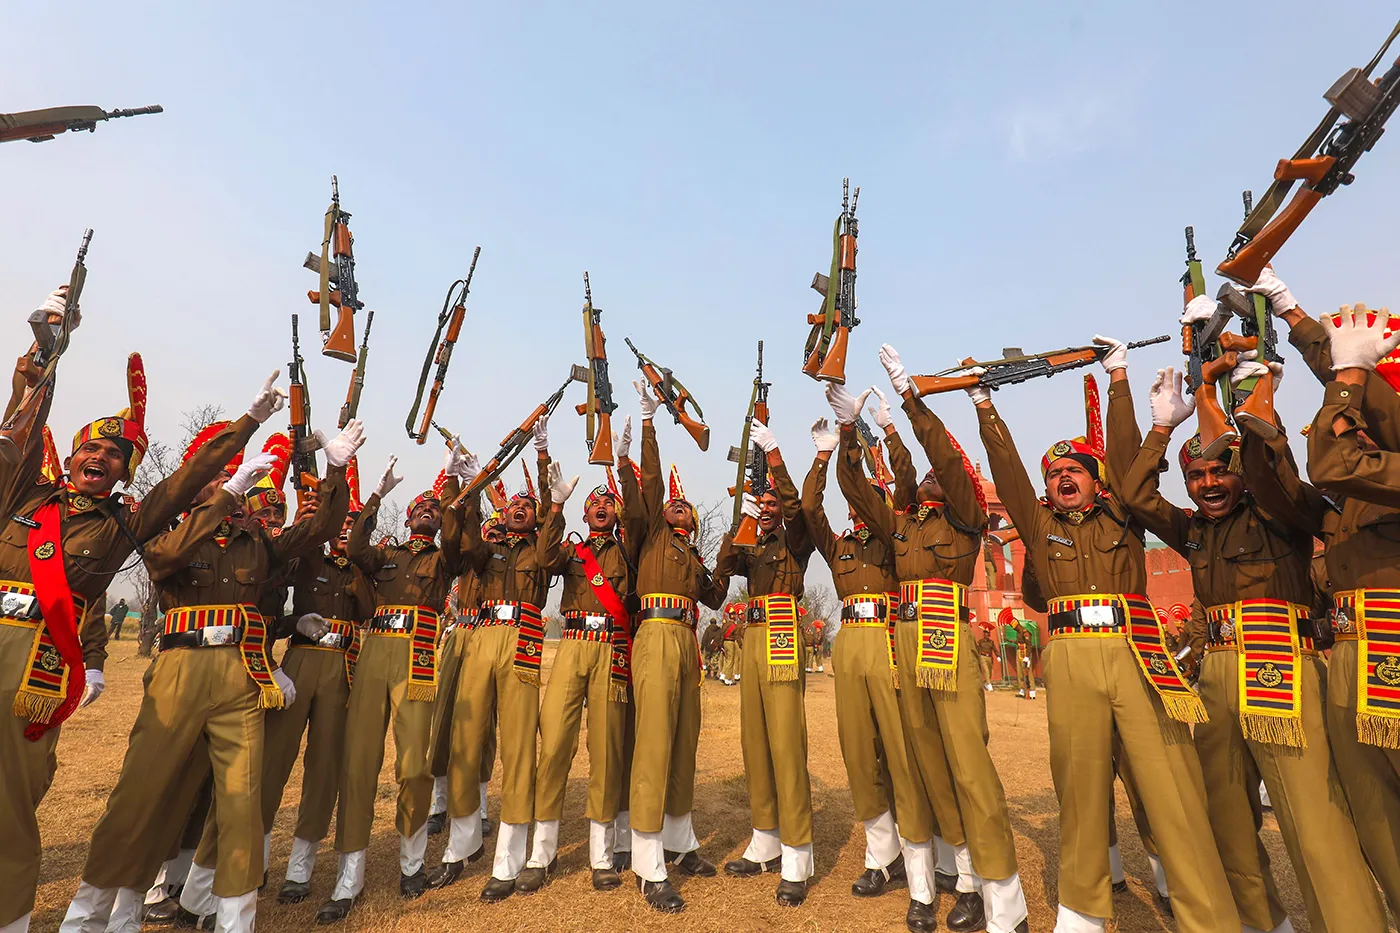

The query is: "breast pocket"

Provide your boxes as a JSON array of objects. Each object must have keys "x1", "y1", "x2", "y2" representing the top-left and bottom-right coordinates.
[
  {"x1": 1046, "y1": 546, "x2": 1079, "y2": 587},
  {"x1": 184, "y1": 564, "x2": 216, "y2": 589},
  {"x1": 1225, "y1": 528, "x2": 1274, "y2": 586},
  {"x1": 1358, "y1": 508, "x2": 1400, "y2": 558},
  {"x1": 374, "y1": 561, "x2": 403, "y2": 585}
]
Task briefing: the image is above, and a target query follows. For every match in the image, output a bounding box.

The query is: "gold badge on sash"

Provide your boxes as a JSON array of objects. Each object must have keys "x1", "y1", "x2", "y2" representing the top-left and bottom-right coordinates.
[
  {"x1": 33, "y1": 542, "x2": 55, "y2": 560},
  {"x1": 1256, "y1": 662, "x2": 1284, "y2": 688}
]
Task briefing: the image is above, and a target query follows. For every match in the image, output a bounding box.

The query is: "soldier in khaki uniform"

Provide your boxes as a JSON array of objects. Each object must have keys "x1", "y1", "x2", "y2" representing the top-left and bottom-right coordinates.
[
  {"x1": 1118, "y1": 361, "x2": 1384, "y2": 933},
  {"x1": 713, "y1": 419, "x2": 816, "y2": 905},
  {"x1": 803, "y1": 415, "x2": 937, "y2": 932},
  {"x1": 841, "y1": 361, "x2": 1030, "y2": 933},
  {"x1": 523, "y1": 418, "x2": 647, "y2": 892},
  {"x1": 973, "y1": 337, "x2": 1237, "y2": 933},
  {"x1": 628, "y1": 383, "x2": 730, "y2": 912},
  {"x1": 1014, "y1": 623, "x2": 1036, "y2": 699},
  {"x1": 976, "y1": 627, "x2": 996, "y2": 691},
  {"x1": 315, "y1": 447, "x2": 471, "y2": 923},
  {"x1": 720, "y1": 604, "x2": 743, "y2": 684}
]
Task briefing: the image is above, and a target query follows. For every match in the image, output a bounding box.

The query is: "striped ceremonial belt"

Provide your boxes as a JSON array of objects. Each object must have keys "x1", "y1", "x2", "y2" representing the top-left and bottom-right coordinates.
[
  {"x1": 368, "y1": 605, "x2": 439, "y2": 701},
  {"x1": 1207, "y1": 600, "x2": 1310, "y2": 747},
  {"x1": 842, "y1": 593, "x2": 898, "y2": 687},
  {"x1": 290, "y1": 618, "x2": 358, "y2": 685},
  {"x1": 0, "y1": 580, "x2": 89, "y2": 725},
  {"x1": 1048, "y1": 593, "x2": 1205, "y2": 724},
  {"x1": 638, "y1": 594, "x2": 697, "y2": 628},
  {"x1": 480, "y1": 600, "x2": 545, "y2": 686},
  {"x1": 163, "y1": 604, "x2": 284, "y2": 709},
  {"x1": 1334, "y1": 589, "x2": 1400, "y2": 749},
  {"x1": 748, "y1": 594, "x2": 799, "y2": 682},
  {"x1": 898, "y1": 578, "x2": 967, "y2": 691},
  {"x1": 562, "y1": 611, "x2": 613, "y2": 642}
]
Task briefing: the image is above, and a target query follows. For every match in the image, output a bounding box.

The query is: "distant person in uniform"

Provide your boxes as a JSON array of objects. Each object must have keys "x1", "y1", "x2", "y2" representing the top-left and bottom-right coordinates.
[{"x1": 107, "y1": 598, "x2": 130, "y2": 640}]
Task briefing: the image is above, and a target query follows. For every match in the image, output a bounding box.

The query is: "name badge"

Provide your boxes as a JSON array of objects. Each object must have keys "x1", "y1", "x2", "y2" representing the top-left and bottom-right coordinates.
[
  {"x1": 1184, "y1": 540, "x2": 1201, "y2": 551},
  {"x1": 382, "y1": 562, "x2": 398, "y2": 570},
  {"x1": 1047, "y1": 534, "x2": 1072, "y2": 546},
  {"x1": 570, "y1": 556, "x2": 585, "y2": 564},
  {"x1": 838, "y1": 553, "x2": 855, "y2": 561},
  {"x1": 891, "y1": 532, "x2": 907, "y2": 542},
  {"x1": 315, "y1": 575, "x2": 330, "y2": 583},
  {"x1": 491, "y1": 553, "x2": 507, "y2": 562},
  {"x1": 10, "y1": 514, "x2": 40, "y2": 529},
  {"x1": 188, "y1": 561, "x2": 211, "y2": 570}
]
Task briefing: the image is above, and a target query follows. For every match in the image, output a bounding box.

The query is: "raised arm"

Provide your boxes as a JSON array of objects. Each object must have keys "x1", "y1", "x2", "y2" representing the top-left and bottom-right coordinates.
[
  {"x1": 1306, "y1": 380, "x2": 1400, "y2": 509},
  {"x1": 143, "y1": 488, "x2": 239, "y2": 581},
  {"x1": 768, "y1": 457, "x2": 812, "y2": 558},
  {"x1": 438, "y1": 474, "x2": 464, "y2": 577},
  {"x1": 976, "y1": 400, "x2": 1043, "y2": 536},
  {"x1": 800, "y1": 456, "x2": 840, "y2": 565},
  {"x1": 348, "y1": 492, "x2": 388, "y2": 576},
  {"x1": 1104, "y1": 376, "x2": 1142, "y2": 493},
  {"x1": 131, "y1": 415, "x2": 259, "y2": 540},
  {"x1": 903, "y1": 393, "x2": 987, "y2": 531},
  {"x1": 0, "y1": 362, "x2": 54, "y2": 509},
  {"x1": 1242, "y1": 422, "x2": 1329, "y2": 536},
  {"x1": 618, "y1": 452, "x2": 648, "y2": 562},
  {"x1": 640, "y1": 420, "x2": 667, "y2": 538},
  {"x1": 885, "y1": 423, "x2": 920, "y2": 512},
  {"x1": 1118, "y1": 429, "x2": 1192, "y2": 553},
  {"x1": 272, "y1": 463, "x2": 348, "y2": 563},
  {"x1": 836, "y1": 425, "x2": 897, "y2": 550}
]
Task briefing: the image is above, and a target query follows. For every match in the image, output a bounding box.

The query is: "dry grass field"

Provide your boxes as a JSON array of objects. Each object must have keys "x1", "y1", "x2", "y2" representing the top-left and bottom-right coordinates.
[{"x1": 31, "y1": 638, "x2": 1380, "y2": 933}]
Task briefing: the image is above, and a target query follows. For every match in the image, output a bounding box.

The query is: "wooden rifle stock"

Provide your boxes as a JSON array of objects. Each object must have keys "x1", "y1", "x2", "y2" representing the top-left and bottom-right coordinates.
[
  {"x1": 910, "y1": 372, "x2": 983, "y2": 396},
  {"x1": 1195, "y1": 352, "x2": 1242, "y2": 461},
  {"x1": 323, "y1": 304, "x2": 357, "y2": 363},
  {"x1": 414, "y1": 385, "x2": 443, "y2": 445},
  {"x1": 733, "y1": 514, "x2": 759, "y2": 547},
  {"x1": 589, "y1": 411, "x2": 614, "y2": 464},
  {"x1": 815, "y1": 325, "x2": 850, "y2": 383},
  {"x1": 1217, "y1": 185, "x2": 1326, "y2": 285},
  {"x1": 673, "y1": 394, "x2": 710, "y2": 450}
]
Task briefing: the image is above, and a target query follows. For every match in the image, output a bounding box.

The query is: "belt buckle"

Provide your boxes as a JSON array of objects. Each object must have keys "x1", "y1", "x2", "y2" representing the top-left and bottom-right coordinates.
[
  {"x1": 900, "y1": 601, "x2": 917, "y2": 621},
  {"x1": 1079, "y1": 606, "x2": 1117, "y2": 627},
  {"x1": 0, "y1": 591, "x2": 33, "y2": 619},
  {"x1": 748, "y1": 606, "x2": 763, "y2": 622},
  {"x1": 202, "y1": 625, "x2": 237, "y2": 646},
  {"x1": 584, "y1": 615, "x2": 608, "y2": 632},
  {"x1": 318, "y1": 631, "x2": 343, "y2": 648},
  {"x1": 493, "y1": 605, "x2": 515, "y2": 622}
]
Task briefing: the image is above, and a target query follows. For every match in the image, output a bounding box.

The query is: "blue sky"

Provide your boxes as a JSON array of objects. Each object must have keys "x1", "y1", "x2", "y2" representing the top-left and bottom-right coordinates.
[{"x1": 5, "y1": 1, "x2": 1400, "y2": 576}]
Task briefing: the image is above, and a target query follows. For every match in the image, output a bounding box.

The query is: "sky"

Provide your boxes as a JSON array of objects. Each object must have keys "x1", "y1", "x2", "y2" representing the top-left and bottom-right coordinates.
[{"x1": 5, "y1": 1, "x2": 1400, "y2": 602}]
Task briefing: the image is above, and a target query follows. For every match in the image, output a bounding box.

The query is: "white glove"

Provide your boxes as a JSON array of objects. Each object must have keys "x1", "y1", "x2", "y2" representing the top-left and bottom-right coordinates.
[
  {"x1": 961, "y1": 366, "x2": 990, "y2": 405},
  {"x1": 248, "y1": 371, "x2": 288, "y2": 424},
  {"x1": 1245, "y1": 267, "x2": 1298, "y2": 316},
  {"x1": 296, "y1": 612, "x2": 330, "y2": 639},
  {"x1": 741, "y1": 492, "x2": 761, "y2": 520},
  {"x1": 615, "y1": 415, "x2": 633, "y2": 460},
  {"x1": 1149, "y1": 367, "x2": 1196, "y2": 428},
  {"x1": 634, "y1": 380, "x2": 660, "y2": 420},
  {"x1": 38, "y1": 286, "x2": 78, "y2": 331},
  {"x1": 879, "y1": 343, "x2": 910, "y2": 395},
  {"x1": 825, "y1": 382, "x2": 873, "y2": 426},
  {"x1": 322, "y1": 420, "x2": 365, "y2": 468},
  {"x1": 532, "y1": 414, "x2": 549, "y2": 453},
  {"x1": 548, "y1": 461, "x2": 580, "y2": 505},
  {"x1": 223, "y1": 451, "x2": 277, "y2": 498},
  {"x1": 458, "y1": 451, "x2": 481, "y2": 487},
  {"x1": 1094, "y1": 335, "x2": 1128, "y2": 373},
  {"x1": 272, "y1": 668, "x2": 297, "y2": 706},
  {"x1": 749, "y1": 419, "x2": 778, "y2": 453},
  {"x1": 1179, "y1": 294, "x2": 1220, "y2": 326},
  {"x1": 1323, "y1": 306, "x2": 1400, "y2": 371},
  {"x1": 811, "y1": 417, "x2": 839, "y2": 453},
  {"x1": 79, "y1": 668, "x2": 104, "y2": 709},
  {"x1": 444, "y1": 436, "x2": 471, "y2": 479},
  {"x1": 374, "y1": 455, "x2": 403, "y2": 499},
  {"x1": 1231, "y1": 351, "x2": 1285, "y2": 391},
  {"x1": 868, "y1": 386, "x2": 894, "y2": 429}
]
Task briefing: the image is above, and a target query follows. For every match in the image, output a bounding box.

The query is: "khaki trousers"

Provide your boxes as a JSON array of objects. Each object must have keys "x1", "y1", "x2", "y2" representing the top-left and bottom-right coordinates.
[
  {"x1": 978, "y1": 653, "x2": 994, "y2": 685},
  {"x1": 832, "y1": 625, "x2": 931, "y2": 840},
  {"x1": 739, "y1": 625, "x2": 812, "y2": 847},
  {"x1": 722, "y1": 640, "x2": 741, "y2": 680},
  {"x1": 1016, "y1": 645, "x2": 1036, "y2": 693},
  {"x1": 894, "y1": 619, "x2": 964, "y2": 846},
  {"x1": 83, "y1": 647, "x2": 265, "y2": 898},
  {"x1": 1109, "y1": 739, "x2": 1156, "y2": 857},
  {"x1": 1196, "y1": 650, "x2": 1385, "y2": 931},
  {"x1": 260, "y1": 645, "x2": 349, "y2": 841},
  {"x1": 447, "y1": 623, "x2": 539, "y2": 824},
  {"x1": 630, "y1": 621, "x2": 701, "y2": 833},
  {"x1": 430, "y1": 627, "x2": 495, "y2": 782},
  {"x1": 335, "y1": 633, "x2": 433, "y2": 852},
  {"x1": 929, "y1": 623, "x2": 1018, "y2": 880},
  {"x1": 0, "y1": 623, "x2": 63, "y2": 924},
  {"x1": 1043, "y1": 635, "x2": 1236, "y2": 930},
  {"x1": 535, "y1": 636, "x2": 627, "y2": 823},
  {"x1": 1326, "y1": 638, "x2": 1400, "y2": 916}
]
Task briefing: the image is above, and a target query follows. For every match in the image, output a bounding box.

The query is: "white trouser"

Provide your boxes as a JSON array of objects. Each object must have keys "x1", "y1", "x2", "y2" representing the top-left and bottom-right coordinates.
[
  {"x1": 213, "y1": 891, "x2": 255, "y2": 933},
  {"x1": 286, "y1": 836, "x2": 318, "y2": 884},
  {"x1": 903, "y1": 839, "x2": 934, "y2": 906},
  {"x1": 862, "y1": 811, "x2": 901, "y2": 869},
  {"x1": 935, "y1": 835, "x2": 956, "y2": 878},
  {"x1": 741, "y1": 828, "x2": 814, "y2": 882},
  {"x1": 444, "y1": 813, "x2": 483, "y2": 864},
  {"x1": 0, "y1": 914, "x2": 29, "y2": 933},
  {"x1": 147, "y1": 848, "x2": 194, "y2": 904},
  {"x1": 1108, "y1": 843, "x2": 1124, "y2": 885},
  {"x1": 400, "y1": 825, "x2": 428, "y2": 876},
  {"x1": 954, "y1": 843, "x2": 977, "y2": 894},
  {"x1": 661, "y1": 811, "x2": 698, "y2": 854},
  {"x1": 633, "y1": 830, "x2": 666, "y2": 883},
  {"x1": 1054, "y1": 904, "x2": 1106, "y2": 933},
  {"x1": 178, "y1": 864, "x2": 215, "y2": 919},
  {"x1": 493, "y1": 822, "x2": 528, "y2": 881},
  {"x1": 59, "y1": 882, "x2": 118, "y2": 933},
  {"x1": 329, "y1": 850, "x2": 366, "y2": 902},
  {"x1": 431, "y1": 776, "x2": 448, "y2": 816},
  {"x1": 526, "y1": 819, "x2": 560, "y2": 869},
  {"x1": 104, "y1": 888, "x2": 143, "y2": 933},
  {"x1": 612, "y1": 811, "x2": 631, "y2": 852},
  {"x1": 1243, "y1": 921, "x2": 1296, "y2": 933},
  {"x1": 589, "y1": 820, "x2": 614, "y2": 870},
  {"x1": 480, "y1": 781, "x2": 489, "y2": 820},
  {"x1": 983, "y1": 874, "x2": 1030, "y2": 933},
  {"x1": 1146, "y1": 852, "x2": 1169, "y2": 898}
]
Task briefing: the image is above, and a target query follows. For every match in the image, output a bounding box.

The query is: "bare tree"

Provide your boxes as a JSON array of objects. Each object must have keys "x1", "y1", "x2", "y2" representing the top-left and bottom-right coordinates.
[{"x1": 800, "y1": 583, "x2": 839, "y2": 652}]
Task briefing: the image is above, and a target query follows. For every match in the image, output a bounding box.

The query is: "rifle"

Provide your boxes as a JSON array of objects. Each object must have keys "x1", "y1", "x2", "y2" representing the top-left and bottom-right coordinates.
[
  {"x1": 910, "y1": 336, "x2": 1171, "y2": 396},
  {"x1": 803, "y1": 178, "x2": 860, "y2": 384},
  {"x1": 408, "y1": 248, "x2": 479, "y2": 443},
  {"x1": 1217, "y1": 20, "x2": 1400, "y2": 285},
  {"x1": 727, "y1": 342, "x2": 770, "y2": 546},
  {"x1": 852, "y1": 414, "x2": 888, "y2": 482},
  {"x1": 448, "y1": 367, "x2": 588, "y2": 508},
  {"x1": 575, "y1": 272, "x2": 618, "y2": 464},
  {"x1": 1180, "y1": 224, "x2": 1237, "y2": 458},
  {"x1": 339, "y1": 309, "x2": 374, "y2": 429},
  {"x1": 0, "y1": 230, "x2": 92, "y2": 464},
  {"x1": 0, "y1": 105, "x2": 162, "y2": 144},
  {"x1": 624, "y1": 337, "x2": 710, "y2": 451},
  {"x1": 1222, "y1": 189, "x2": 1283, "y2": 441},
  {"x1": 303, "y1": 175, "x2": 360, "y2": 362},
  {"x1": 288, "y1": 314, "x2": 321, "y2": 507}
]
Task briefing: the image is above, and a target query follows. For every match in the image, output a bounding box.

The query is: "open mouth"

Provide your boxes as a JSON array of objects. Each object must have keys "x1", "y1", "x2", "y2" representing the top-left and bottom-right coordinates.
[
  {"x1": 1057, "y1": 480, "x2": 1078, "y2": 498},
  {"x1": 512, "y1": 508, "x2": 528, "y2": 523},
  {"x1": 1199, "y1": 487, "x2": 1229, "y2": 508},
  {"x1": 593, "y1": 508, "x2": 608, "y2": 522},
  {"x1": 82, "y1": 464, "x2": 107, "y2": 483}
]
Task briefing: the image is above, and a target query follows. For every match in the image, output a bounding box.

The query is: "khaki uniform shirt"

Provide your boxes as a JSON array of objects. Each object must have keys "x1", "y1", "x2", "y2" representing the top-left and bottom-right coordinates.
[
  {"x1": 544, "y1": 453, "x2": 646, "y2": 614},
  {"x1": 631, "y1": 422, "x2": 728, "y2": 607},
  {"x1": 288, "y1": 548, "x2": 375, "y2": 625},
  {"x1": 714, "y1": 461, "x2": 812, "y2": 599},
  {"x1": 977, "y1": 637, "x2": 996, "y2": 659},
  {"x1": 1308, "y1": 380, "x2": 1400, "y2": 509},
  {"x1": 349, "y1": 474, "x2": 464, "y2": 612},
  {"x1": 977, "y1": 381, "x2": 1146, "y2": 599},
  {"x1": 801, "y1": 455, "x2": 898, "y2": 598}
]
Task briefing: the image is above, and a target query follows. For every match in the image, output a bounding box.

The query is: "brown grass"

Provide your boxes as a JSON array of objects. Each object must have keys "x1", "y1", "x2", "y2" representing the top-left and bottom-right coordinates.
[{"x1": 31, "y1": 639, "x2": 1367, "y2": 932}]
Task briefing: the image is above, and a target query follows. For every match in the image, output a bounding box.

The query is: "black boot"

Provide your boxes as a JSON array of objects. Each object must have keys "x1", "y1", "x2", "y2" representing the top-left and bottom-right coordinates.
[
  {"x1": 724, "y1": 855, "x2": 781, "y2": 877},
  {"x1": 142, "y1": 897, "x2": 181, "y2": 924},
  {"x1": 638, "y1": 877, "x2": 685, "y2": 912},
  {"x1": 1155, "y1": 892, "x2": 1174, "y2": 917},
  {"x1": 480, "y1": 876, "x2": 516, "y2": 903},
  {"x1": 314, "y1": 897, "x2": 356, "y2": 925},
  {"x1": 1111, "y1": 879, "x2": 1128, "y2": 893},
  {"x1": 666, "y1": 849, "x2": 716, "y2": 877},
  {"x1": 426, "y1": 811, "x2": 447, "y2": 836},
  {"x1": 945, "y1": 890, "x2": 987, "y2": 932},
  {"x1": 277, "y1": 879, "x2": 312, "y2": 904},
  {"x1": 907, "y1": 898, "x2": 938, "y2": 933},
  {"x1": 592, "y1": 867, "x2": 623, "y2": 891},
  {"x1": 514, "y1": 858, "x2": 557, "y2": 894},
  {"x1": 775, "y1": 878, "x2": 809, "y2": 906},
  {"x1": 171, "y1": 906, "x2": 213, "y2": 931},
  {"x1": 935, "y1": 870, "x2": 959, "y2": 895},
  {"x1": 482, "y1": 815, "x2": 495, "y2": 837},
  {"x1": 427, "y1": 860, "x2": 465, "y2": 889},
  {"x1": 611, "y1": 850, "x2": 632, "y2": 872},
  {"x1": 400, "y1": 868, "x2": 429, "y2": 899},
  {"x1": 852, "y1": 854, "x2": 906, "y2": 897}
]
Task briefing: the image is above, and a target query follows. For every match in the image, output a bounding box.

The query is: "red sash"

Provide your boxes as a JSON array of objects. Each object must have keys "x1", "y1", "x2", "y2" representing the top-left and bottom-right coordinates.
[
  {"x1": 575, "y1": 541, "x2": 632, "y2": 701},
  {"x1": 23, "y1": 501, "x2": 83, "y2": 740}
]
